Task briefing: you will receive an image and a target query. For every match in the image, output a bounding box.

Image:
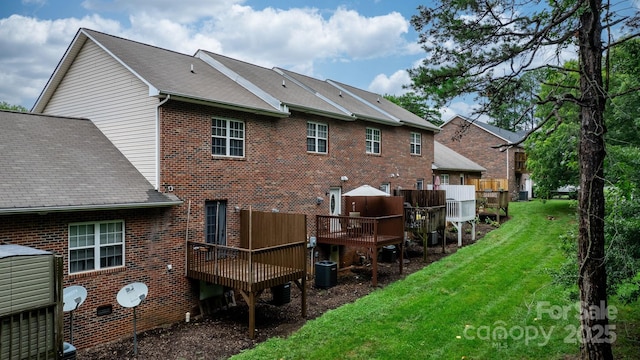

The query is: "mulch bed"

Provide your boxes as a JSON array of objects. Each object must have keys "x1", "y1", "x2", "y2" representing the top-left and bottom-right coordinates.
[{"x1": 78, "y1": 221, "x2": 497, "y2": 360}]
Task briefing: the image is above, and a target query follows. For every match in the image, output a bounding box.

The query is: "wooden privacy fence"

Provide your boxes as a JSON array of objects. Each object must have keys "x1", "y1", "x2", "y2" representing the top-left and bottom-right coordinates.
[
  {"x1": 186, "y1": 209, "x2": 307, "y2": 339},
  {"x1": 467, "y1": 178, "x2": 508, "y2": 191}
]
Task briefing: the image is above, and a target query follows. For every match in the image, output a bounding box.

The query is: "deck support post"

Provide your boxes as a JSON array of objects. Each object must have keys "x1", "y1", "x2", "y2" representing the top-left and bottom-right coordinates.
[
  {"x1": 399, "y1": 240, "x2": 404, "y2": 275},
  {"x1": 248, "y1": 291, "x2": 256, "y2": 339},
  {"x1": 372, "y1": 246, "x2": 379, "y2": 287}
]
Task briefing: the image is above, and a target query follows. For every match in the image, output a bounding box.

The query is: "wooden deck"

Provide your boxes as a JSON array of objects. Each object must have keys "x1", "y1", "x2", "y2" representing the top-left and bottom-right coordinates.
[
  {"x1": 187, "y1": 242, "x2": 306, "y2": 293},
  {"x1": 315, "y1": 214, "x2": 404, "y2": 286},
  {"x1": 186, "y1": 209, "x2": 307, "y2": 339},
  {"x1": 477, "y1": 190, "x2": 509, "y2": 222},
  {"x1": 396, "y1": 190, "x2": 447, "y2": 256}
]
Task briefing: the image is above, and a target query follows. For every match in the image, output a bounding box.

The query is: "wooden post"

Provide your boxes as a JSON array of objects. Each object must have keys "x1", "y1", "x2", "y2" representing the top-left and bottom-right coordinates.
[
  {"x1": 398, "y1": 240, "x2": 404, "y2": 275},
  {"x1": 372, "y1": 246, "x2": 378, "y2": 287},
  {"x1": 249, "y1": 291, "x2": 256, "y2": 339}
]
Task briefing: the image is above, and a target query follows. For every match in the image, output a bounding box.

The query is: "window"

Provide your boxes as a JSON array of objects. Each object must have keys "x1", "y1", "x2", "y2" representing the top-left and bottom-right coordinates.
[
  {"x1": 212, "y1": 118, "x2": 244, "y2": 157},
  {"x1": 416, "y1": 179, "x2": 424, "y2": 190},
  {"x1": 380, "y1": 183, "x2": 390, "y2": 194},
  {"x1": 69, "y1": 221, "x2": 124, "y2": 274},
  {"x1": 307, "y1": 122, "x2": 328, "y2": 153},
  {"x1": 441, "y1": 174, "x2": 450, "y2": 185},
  {"x1": 366, "y1": 128, "x2": 381, "y2": 154},
  {"x1": 206, "y1": 201, "x2": 227, "y2": 245},
  {"x1": 410, "y1": 132, "x2": 421, "y2": 155}
]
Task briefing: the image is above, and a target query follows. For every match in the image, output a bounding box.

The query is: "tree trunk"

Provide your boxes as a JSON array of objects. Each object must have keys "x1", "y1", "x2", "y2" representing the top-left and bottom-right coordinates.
[{"x1": 577, "y1": 1, "x2": 613, "y2": 359}]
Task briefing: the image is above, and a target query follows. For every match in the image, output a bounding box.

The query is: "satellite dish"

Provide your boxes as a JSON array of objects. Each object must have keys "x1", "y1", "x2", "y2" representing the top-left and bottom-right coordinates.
[
  {"x1": 63, "y1": 285, "x2": 88, "y2": 312},
  {"x1": 117, "y1": 282, "x2": 148, "y2": 308},
  {"x1": 117, "y1": 282, "x2": 148, "y2": 356}
]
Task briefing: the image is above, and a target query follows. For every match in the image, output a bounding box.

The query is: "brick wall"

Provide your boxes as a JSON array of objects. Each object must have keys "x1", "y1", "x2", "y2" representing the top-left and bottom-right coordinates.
[
  {"x1": 0, "y1": 208, "x2": 194, "y2": 350},
  {"x1": 436, "y1": 117, "x2": 521, "y2": 199},
  {"x1": 159, "y1": 101, "x2": 435, "y2": 246}
]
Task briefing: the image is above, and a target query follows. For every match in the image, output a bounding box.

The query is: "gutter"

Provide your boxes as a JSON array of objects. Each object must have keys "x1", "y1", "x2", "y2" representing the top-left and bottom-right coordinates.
[
  {"x1": 164, "y1": 92, "x2": 290, "y2": 118},
  {"x1": 0, "y1": 200, "x2": 184, "y2": 216}
]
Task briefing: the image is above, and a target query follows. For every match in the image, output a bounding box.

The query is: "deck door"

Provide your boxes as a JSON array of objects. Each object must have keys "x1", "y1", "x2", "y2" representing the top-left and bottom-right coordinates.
[
  {"x1": 205, "y1": 200, "x2": 227, "y2": 245},
  {"x1": 329, "y1": 188, "x2": 342, "y2": 232}
]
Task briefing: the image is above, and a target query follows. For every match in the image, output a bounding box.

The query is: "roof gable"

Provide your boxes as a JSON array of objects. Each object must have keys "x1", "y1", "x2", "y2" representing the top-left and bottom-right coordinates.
[
  {"x1": 0, "y1": 110, "x2": 180, "y2": 214},
  {"x1": 34, "y1": 29, "x2": 287, "y2": 117},
  {"x1": 442, "y1": 115, "x2": 524, "y2": 145}
]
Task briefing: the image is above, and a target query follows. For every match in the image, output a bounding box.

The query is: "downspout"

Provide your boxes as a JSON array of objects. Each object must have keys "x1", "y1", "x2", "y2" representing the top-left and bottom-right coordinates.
[
  {"x1": 155, "y1": 95, "x2": 171, "y2": 190},
  {"x1": 506, "y1": 147, "x2": 510, "y2": 194}
]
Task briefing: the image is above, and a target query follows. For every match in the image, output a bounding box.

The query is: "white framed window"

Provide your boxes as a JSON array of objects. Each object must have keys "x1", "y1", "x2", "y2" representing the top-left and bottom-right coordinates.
[
  {"x1": 410, "y1": 132, "x2": 421, "y2": 155},
  {"x1": 417, "y1": 179, "x2": 424, "y2": 190},
  {"x1": 380, "y1": 183, "x2": 390, "y2": 194},
  {"x1": 441, "y1": 174, "x2": 450, "y2": 185},
  {"x1": 212, "y1": 118, "x2": 245, "y2": 157},
  {"x1": 366, "y1": 128, "x2": 381, "y2": 154},
  {"x1": 307, "y1": 122, "x2": 328, "y2": 153},
  {"x1": 69, "y1": 221, "x2": 124, "y2": 274}
]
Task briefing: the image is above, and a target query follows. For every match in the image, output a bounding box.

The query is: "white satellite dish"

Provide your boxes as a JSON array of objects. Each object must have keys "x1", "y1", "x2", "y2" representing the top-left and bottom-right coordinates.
[
  {"x1": 63, "y1": 285, "x2": 87, "y2": 312},
  {"x1": 117, "y1": 282, "x2": 148, "y2": 308},
  {"x1": 117, "y1": 282, "x2": 148, "y2": 356}
]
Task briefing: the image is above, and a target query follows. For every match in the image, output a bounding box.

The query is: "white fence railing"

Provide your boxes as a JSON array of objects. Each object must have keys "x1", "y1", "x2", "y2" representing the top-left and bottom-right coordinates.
[{"x1": 446, "y1": 199, "x2": 476, "y2": 222}]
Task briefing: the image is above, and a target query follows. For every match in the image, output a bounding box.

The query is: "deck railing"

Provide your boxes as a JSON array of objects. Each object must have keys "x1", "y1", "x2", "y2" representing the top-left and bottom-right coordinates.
[
  {"x1": 446, "y1": 199, "x2": 476, "y2": 222},
  {"x1": 315, "y1": 214, "x2": 403, "y2": 245},
  {"x1": 186, "y1": 240, "x2": 306, "y2": 292},
  {"x1": 404, "y1": 205, "x2": 446, "y2": 232}
]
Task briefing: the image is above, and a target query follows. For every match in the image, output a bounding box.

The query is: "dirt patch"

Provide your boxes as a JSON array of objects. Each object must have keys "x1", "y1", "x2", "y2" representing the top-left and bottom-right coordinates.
[{"x1": 78, "y1": 221, "x2": 497, "y2": 360}]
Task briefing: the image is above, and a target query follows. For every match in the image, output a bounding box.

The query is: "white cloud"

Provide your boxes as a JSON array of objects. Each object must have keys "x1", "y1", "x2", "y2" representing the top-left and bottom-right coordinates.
[
  {"x1": 81, "y1": 0, "x2": 243, "y2": 23},
  {"x1": 0, "y1": 3, "x2": 416, "y2": 108},
  {"x1": 368, "y1": 70, "x2": 411, "y2": 96},
  {"x1": 0, "y1": 14, "x2": 122, "y2": 108}
]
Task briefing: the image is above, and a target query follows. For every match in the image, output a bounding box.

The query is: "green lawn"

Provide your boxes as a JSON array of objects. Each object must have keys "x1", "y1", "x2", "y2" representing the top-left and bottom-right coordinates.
[{"x1": 232, "y1": 200, "x2": 638, "y2": 359}]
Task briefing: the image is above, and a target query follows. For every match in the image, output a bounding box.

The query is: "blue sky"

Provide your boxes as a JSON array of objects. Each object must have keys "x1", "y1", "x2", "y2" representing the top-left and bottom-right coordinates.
[
  {"x1": 1, "y1": 0, "x2": 638, "y2": 119},
  {"x1": 2, "y1": 0, "x2": 466, "y2": 115}
]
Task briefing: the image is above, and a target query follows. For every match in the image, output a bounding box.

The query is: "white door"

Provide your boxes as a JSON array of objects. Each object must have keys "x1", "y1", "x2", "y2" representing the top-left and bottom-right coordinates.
[{"x1": 329, "y1": 187, "x2": 342, "y2": 232}]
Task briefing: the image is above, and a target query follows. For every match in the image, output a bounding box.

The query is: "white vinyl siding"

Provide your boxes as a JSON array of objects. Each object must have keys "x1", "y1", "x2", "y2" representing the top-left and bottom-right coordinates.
[{"x1": 43, "y1": 40, "x2": 159, "y2": 187}]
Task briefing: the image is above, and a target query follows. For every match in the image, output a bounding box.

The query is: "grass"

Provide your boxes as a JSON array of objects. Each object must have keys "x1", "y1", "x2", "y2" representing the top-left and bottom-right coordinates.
[{"x1": 231, "y1": 200, "x2": 639, "y2": 359}]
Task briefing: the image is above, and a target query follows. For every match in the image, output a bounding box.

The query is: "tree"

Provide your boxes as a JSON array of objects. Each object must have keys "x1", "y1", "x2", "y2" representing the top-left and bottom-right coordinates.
[
  {"x1": 409, "y1": 1, "x2": 639, "y2": 358},
  {"x1": 384, "y1": 92, "x2": 443, "y2": 126},
  {"x1": 525, "y1": 61, "x2": 581, "y2": 198},
  {"x1": 486, "y1": 69, "x2": 546, "y2": 131},
  {"x1": 0, "y1": 101, "x2": 28, "y2": 112}
]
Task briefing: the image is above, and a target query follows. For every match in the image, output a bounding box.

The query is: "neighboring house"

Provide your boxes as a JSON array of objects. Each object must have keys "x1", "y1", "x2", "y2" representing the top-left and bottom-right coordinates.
[
  {"x1": 435, "y1": 115, "x2": 530, "y2": 200},
  {"x1": 432, "y1": 141, "x2": 486, "y2": 186},
  {"x1": 0, "y1": 110, "x2": 182, "y2": 350},
  {"x1": 24, "y1": 28, "x2": 440, "y2": 348}
]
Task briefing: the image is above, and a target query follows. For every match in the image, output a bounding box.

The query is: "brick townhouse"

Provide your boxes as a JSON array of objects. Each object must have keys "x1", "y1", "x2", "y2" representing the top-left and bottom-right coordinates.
[
  {"x1": 0, "y1": 28, "x2": 444, "y2": 348},
  {"x1": 436, "y1": 115, "x2": 530, "y2": 199}
]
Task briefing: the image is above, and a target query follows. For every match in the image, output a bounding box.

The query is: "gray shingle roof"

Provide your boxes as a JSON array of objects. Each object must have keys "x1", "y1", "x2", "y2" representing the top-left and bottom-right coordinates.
[
  {"x1": 198, "y1": 51, "x2": 353, "y2": 119},
  {"x1": 444, "y1": 115, "x2": 524, "y2": 145},
  {"x1": 275, "y1": 68, "x2": 402, "y2": 126},
  {"x1": 34, "y1": 28, "x2": 439, "y2": 132},
  {"x1": 326, "y1": 80, "x2": 440, "y2": 132},
  {"x1": 0, "y1": 110, "x2": 181, "y2": 214},
  {"x1": 433, "y1": 141, "x2": 486, "y2": 172}
]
